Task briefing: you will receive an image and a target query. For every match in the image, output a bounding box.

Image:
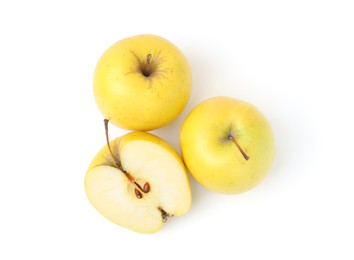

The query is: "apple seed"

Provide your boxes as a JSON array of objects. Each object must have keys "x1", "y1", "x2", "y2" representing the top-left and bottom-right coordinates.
[
  {"x1": 143, "y1": 182, "x2": 150, "y2": 193},
  {"x1": 134, "y1": 188, "x2": 143, "y2": 199}
]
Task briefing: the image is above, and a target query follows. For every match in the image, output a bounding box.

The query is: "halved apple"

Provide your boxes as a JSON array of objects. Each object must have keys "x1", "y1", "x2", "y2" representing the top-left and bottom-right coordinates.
[{"x1": 85, "y1": 122, "x2": 192, "y2": 234}]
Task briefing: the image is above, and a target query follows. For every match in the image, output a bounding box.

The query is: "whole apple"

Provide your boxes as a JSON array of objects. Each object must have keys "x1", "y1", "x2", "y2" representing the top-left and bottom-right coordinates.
[
  {"x1": 180, "y1": 96, "x2": 275, "y2": 194},
  {"x1": 93, "y1": 34, "x2": 192, "y2": 131}
]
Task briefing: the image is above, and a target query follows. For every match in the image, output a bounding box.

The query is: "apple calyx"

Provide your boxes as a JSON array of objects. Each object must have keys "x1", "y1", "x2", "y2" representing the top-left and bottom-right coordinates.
[
  {"x1": 159, "y1": 207, "x2": 171, "y2": 223},
  {"x1": 142, "y1": 53, "x2": 153, "y2": 77},
  {"x1": 228, "y1": 134, "x2": 250, "y2": 161},
  {"x1": 104, "y1": 119, "x2": 150, "y2": 199}
]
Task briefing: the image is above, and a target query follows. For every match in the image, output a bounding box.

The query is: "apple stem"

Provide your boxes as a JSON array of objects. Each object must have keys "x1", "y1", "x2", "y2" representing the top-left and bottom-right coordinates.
[
  {"x1": 228, "y1": 135, "x2": 250, "y2": 161},
  {"x1": 104, "y1": 119, "x2": 149, "y2": 198},
  {"x1": 143, "y1": 54, "x2": 152, "y2": 77},
  {"x1": 104, "y1": 119, "x2": 130, "y2": 176}
]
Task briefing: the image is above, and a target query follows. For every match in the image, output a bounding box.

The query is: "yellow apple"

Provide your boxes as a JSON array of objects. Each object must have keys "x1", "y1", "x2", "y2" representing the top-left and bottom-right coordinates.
[
  {"x1": 85, "y1": 129, "x2": 192, "y2": 234},
  {"x1": 93, "y1": 34, "x2": 192, "y2": 131},
  {"x1": 180, "y1": 96, "x2": 275, "y2": 194}
]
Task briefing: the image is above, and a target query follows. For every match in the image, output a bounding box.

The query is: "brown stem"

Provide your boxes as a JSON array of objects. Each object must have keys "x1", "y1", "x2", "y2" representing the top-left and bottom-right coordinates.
[
  {"x1": 104, "y1": 119, "x2": 149, "y2": 197},
  {"x1": 143, "y1": 54, "x2": 152, "y2": 77},
  {"x1": 104, "y1": 119, "x2": 132, "y2": 180},
  {"x1": 228, "y1": 135, "x2": 250, "y2": 161}
]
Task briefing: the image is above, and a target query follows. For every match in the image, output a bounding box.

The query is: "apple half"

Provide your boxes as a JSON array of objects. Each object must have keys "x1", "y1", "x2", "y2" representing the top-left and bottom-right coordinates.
[{"x1": 85, "y1": 123, "x2": 192, "y2": 234}]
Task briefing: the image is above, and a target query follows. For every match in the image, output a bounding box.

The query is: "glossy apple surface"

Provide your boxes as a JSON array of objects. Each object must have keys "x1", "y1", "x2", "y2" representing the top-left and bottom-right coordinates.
[
  {"x1": 180, "y1": 96, "x2": 275, "y2": 194},
  {"x1": 93, "y1": 34, "x2": 192, "y2": 131}
]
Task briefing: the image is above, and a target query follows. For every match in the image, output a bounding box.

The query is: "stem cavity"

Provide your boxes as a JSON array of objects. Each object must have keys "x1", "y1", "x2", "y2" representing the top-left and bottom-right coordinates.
[{"x1": 143, "y1": 53, "x2": 152, "y2": 77}]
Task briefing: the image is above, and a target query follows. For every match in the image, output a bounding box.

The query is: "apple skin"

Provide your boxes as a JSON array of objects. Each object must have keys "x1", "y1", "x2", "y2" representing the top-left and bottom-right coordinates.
[
  {"x1": 180, "y1": 96, "x2": 275, "y2": 194},
  {"x1": 85, "y1": 131, "x2": 192, "y2": 234},
  {"x1": 93, "y1": 34, "x2": 192, "y2": 131}
]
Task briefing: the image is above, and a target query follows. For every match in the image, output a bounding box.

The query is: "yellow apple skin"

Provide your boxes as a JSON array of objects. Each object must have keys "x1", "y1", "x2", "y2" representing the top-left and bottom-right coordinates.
[
  {"x1": 93, "y1": 34, "x2": 192, "y2": 131},
  {"x1": 180, "y1": 97, "x2": 275, "y2": 194}
]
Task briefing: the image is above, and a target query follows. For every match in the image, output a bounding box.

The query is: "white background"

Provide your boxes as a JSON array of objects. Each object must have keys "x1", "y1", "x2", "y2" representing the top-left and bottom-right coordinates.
[{"x1": 1, "y1": 0, "x2": 353, "y2": 259}]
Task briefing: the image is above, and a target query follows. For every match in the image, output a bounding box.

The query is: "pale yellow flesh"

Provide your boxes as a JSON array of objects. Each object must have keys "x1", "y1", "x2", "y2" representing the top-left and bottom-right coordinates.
[
  {"x1": 93, "y1": 34, "x2": 192, "y2": 131},
  {"x1": 85, "y1": 132, "x2": 192, "y2": 234},
  {"x1": 85, "y1": 166, "x2": 162, "y2": 233},
  {"x1": 121, "y1": 140, "x2": 191, "y2": 216},
  {"x1": 180, "y1": 97, "x2": 275, "y2": 194}
]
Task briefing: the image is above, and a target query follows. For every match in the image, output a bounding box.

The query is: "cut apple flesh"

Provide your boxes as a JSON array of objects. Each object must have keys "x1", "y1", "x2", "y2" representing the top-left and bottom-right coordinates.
[{"x1": 85, "y1": 138, "x2": 191, "y2": 234}]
